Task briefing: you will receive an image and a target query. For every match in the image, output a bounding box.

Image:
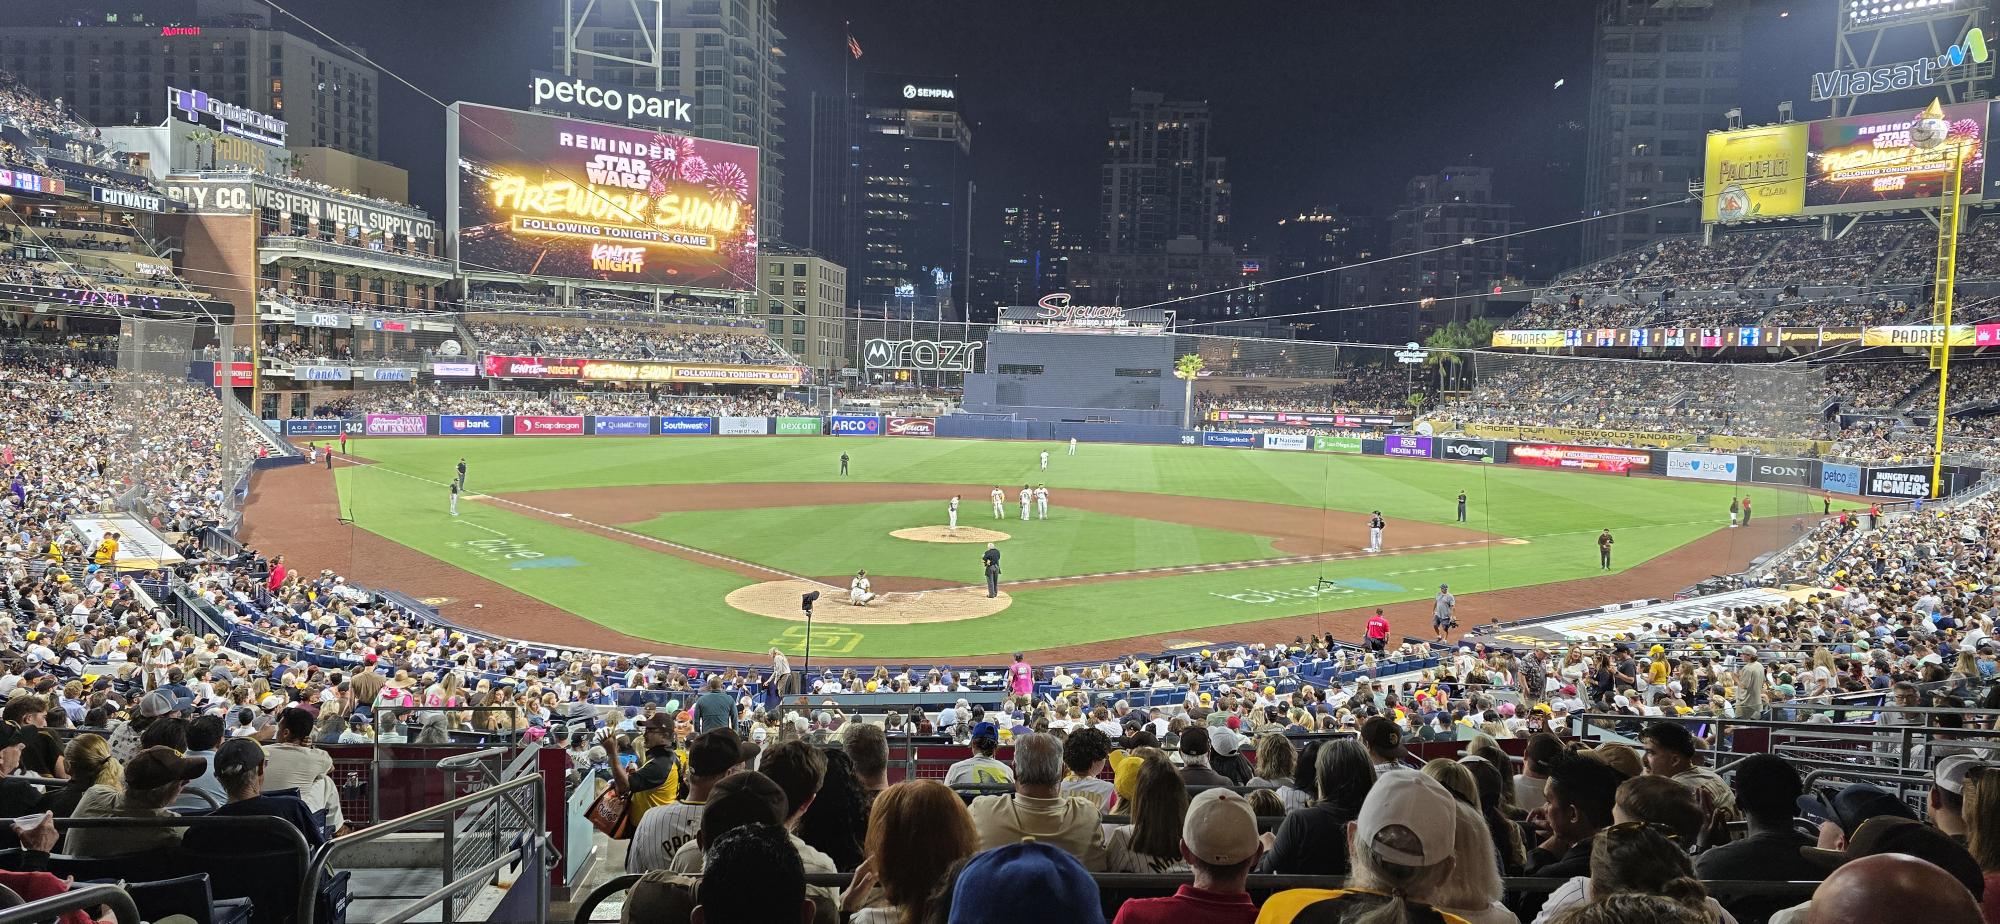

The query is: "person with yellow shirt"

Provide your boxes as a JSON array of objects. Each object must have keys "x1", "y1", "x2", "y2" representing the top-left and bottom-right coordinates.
[
  {"x1": 91, "y1": 532, "x2": 119, "y2": 569},
  {"x1": 602, "y1": 716, "x2": 685, "y2": 824}
]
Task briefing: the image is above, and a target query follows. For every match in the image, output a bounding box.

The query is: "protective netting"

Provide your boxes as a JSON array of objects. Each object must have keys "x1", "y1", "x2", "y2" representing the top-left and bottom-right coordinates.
[{"x1": 113, "y1": 317, "x2": 247, "y2": 533}]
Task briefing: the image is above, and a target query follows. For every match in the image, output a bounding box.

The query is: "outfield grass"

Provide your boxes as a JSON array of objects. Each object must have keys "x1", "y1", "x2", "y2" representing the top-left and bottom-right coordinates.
[{"x1": 333, "y1": 435, "x2": 1837, "y2": 657}]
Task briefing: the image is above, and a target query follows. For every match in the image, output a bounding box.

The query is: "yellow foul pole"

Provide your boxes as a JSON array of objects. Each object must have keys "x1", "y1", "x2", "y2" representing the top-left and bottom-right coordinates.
[{"x1": 1930, "y1": 138, "x2": 1965, "y2": 499}]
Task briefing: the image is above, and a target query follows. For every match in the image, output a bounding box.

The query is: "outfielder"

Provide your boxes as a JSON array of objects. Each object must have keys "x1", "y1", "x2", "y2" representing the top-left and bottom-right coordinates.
[
  {"x1": 1039, "y1": 450, "x2": 1049, "y2": 471},
  {"x1": 948, "y1": 495, "x2": 960, "y2": 533},
  {"x1": 1035, "y1": 484, "x2": 1049, "y2": 520},
  {"x1": 1368, "y1": 510, "x2": 1385, "y2": 552},
  {"x1": 990, "y1": 486, "x2": 1005, "y2": 519},
  {"x1": 849, "y1": 570, "x2": 876, "y2": 606},
  {"x1": 1068, "y1": 437, "x2": 1077, "y2": 456},
  {"x1": 1019, "y1": 485, "x2": 1033, "y2": 521}
]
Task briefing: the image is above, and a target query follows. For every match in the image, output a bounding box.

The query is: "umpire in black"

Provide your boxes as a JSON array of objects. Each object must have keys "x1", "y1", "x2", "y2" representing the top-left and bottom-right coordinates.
[{"x1": 982, "y1": 543, "x2": 1001, "y2": 598}]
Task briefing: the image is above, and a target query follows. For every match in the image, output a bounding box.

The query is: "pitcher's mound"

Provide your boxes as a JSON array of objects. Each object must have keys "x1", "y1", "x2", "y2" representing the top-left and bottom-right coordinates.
[
  {"x1": 726, "y1": 579, "x2": 1010, "y2": 624},
  {"x1": 891, "y1": 526, "x2": 1012, "y2": 544}
]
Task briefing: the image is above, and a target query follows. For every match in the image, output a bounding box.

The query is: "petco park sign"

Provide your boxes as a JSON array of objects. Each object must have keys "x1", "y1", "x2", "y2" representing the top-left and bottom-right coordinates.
[
  {"x1": 529, "y1": 70, "x2": 693, "y2": 128},
  {"x1": 862, "y1": 338, "x2": 983, "y2": 372}
]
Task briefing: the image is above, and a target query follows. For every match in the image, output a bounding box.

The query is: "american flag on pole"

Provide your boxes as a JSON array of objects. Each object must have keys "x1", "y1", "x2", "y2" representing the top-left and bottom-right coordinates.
[{"x1": 847, "y1": 32, "x2": 863, "y2": 59}]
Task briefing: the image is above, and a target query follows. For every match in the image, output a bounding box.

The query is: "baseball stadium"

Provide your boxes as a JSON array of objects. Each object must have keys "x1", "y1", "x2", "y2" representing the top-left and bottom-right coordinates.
[{"x1": 2, "y1": 2, "x2": 2000, "y2": 924}]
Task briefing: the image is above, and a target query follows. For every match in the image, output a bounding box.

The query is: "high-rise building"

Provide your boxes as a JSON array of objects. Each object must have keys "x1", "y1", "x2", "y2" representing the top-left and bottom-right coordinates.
[
  {"x1": 993, "y1": 193, "x2": 1074, "y2": 308},
  {"x1": 757, "y1": 245, "x2": 847, "y2": 374},
  {"x1": 1389, "y1": 167, "x2": 1518, "y2": 324},
  {"x1": 557, "y1": 0, "x2": 787, "y2": 242},
  {"x1": 0, "y1": 0, "x2": 379, "y2": 158},
  {"x1": 1582, "y1": 0, "x2": 1745, "y2": 262},
  {"x1": 1068, "y1": 237, "x2": 1267, "y2": 325},
  {"x1": 806, "y1": 90, "x2": 859, "y2": 276},
  {"x1": 845, "y1": 73, "x2": 970, "y2": 321},
  {"x1": 1100, "y1": 90, "x2": 1229, "y2": 254}
]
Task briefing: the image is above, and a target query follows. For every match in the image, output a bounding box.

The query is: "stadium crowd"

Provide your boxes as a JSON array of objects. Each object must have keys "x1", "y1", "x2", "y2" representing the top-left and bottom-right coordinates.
[
  {"x1": 465, "y1": 321, "x2": 794, "y2": 365},
  {"x1": 314, "y1": 384, "x2": 810, "y2": 419}
]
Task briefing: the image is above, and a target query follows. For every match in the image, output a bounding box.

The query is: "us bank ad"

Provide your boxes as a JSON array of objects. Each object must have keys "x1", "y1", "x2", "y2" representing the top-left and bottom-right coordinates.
[{"x1": 454, "y1": 102, "x2": 758, "y2": 290}]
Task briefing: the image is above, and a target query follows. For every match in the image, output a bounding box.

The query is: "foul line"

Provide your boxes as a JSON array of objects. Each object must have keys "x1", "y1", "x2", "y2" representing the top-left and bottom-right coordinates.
[
  {"x1": 352, "y1": 463, "x2": 827, "y2": 587},
  {"x1": 348, "y1": 462, "x2": 1768, "y2": 596}
]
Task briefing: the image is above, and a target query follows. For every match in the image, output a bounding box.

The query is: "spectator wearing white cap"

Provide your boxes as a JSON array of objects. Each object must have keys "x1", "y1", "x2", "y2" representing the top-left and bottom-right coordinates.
[
  {"x1": 1110, "y1": 787, "x2": 1265, "y2": 924},
  {"x1": 1930, "y1": 754, "x2": 1987, "y2": 838},
  {"x1": 1256, "y1": 770, "x2": 1466, "y2": 923}
]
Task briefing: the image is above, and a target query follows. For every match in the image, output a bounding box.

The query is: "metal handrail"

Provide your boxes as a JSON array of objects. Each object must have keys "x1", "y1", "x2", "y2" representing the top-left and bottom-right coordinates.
[
  {"x1": 0, "y1": 882, "x2": 140, "y2": 924},
  {"x1": 297, "y1": 772, "x2": 546, "y2": 924},
  {"x1": 436, "y1": 747, "x2": 511, "y2": 770}
]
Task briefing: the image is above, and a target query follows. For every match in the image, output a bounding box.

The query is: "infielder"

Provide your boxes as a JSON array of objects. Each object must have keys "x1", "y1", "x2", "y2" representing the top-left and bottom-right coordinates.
[
  {"x1": 1035, "y1": 484, "x2": 1049, "y2": 520},
  {"x1": 1368, "y1": 510, "x2": 1385, "y2": 552},
  {"x1": 449, "y1": 481, "x2": 460, "y2": 517},
  {"x1": 948, "y1": 495, "x2": 960, "y2": 533},
  {"x1": 1068, "y1": 437, "x2": 1077, "y2": 455},
  {"x1": 990, "y1": 486, "x2": 1006, "y2": 519},
  {"x1": 1039, "y1": 450, "x2": 1050, "y2": 471},
  {"x1": 1019, "y1": 485, "x2": 1033, "y2": 521},
  {"x1": 849, "y1": 570, "x2": 875, "y2": 606}
]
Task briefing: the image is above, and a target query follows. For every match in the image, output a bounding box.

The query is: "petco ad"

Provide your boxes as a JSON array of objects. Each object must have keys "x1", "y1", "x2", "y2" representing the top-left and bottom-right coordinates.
[
  {"x1": 829, "y1": 416, "x2": 881, "y2": 436},
  {"x1": 1383, "y1": 435, "x2": 1433, "y2": 458},
  {"x1": 886, "y1": 417, "x2": 937, "y2": 437},
  {"x1": 1821, "y1": 462, "x2": 1863, "y2": 494},
  {"x1": 364, "y1": 414, "x2": 428, "y2": 436},
  {"x1": 513, "y1": 415, "x2": 585, "y2": 436},
  {"x1": 439, "y1": 415, "x2": 504, "y2": 435},
  {"x1": 1261, "y1": 433, "x2": 1310, "y2": 451},
  {"x1": 1665, "y1": 451, "x2": 1741, "y2": 482},
  {"x1": 718, "y1": 416, "x2": 769, "y2": 435},
  {"x1": 657, "y1": 416, "x2": 714, "y2": 435},
  {"x1": 591, "y1": 415, "x2": 653, "y2": 435}
]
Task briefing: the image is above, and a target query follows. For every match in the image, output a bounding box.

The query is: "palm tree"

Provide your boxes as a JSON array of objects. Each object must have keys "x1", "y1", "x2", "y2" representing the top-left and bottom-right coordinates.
[
  {"x1": 1174, "y1": 353, "x2": 1206, "y2": 429},
  {"x1": 1423, "y1": 324, "x2": 1467, "y2": 394}
]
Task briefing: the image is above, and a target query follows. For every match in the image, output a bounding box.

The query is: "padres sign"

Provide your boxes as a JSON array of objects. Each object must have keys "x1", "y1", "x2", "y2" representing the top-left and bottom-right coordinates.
[{"x1": 862, "y1": 338, "x2": 983, "y2": 372}]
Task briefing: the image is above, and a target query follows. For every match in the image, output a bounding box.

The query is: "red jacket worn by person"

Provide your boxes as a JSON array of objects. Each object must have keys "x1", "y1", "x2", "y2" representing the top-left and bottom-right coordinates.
[{"x1": 1112, "y1": 885, "x2": 1258, "y2": 924}]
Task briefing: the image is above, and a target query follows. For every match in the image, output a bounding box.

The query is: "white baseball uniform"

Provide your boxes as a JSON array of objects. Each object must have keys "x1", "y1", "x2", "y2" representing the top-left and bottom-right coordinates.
[
  {"x1": 948, "y1": 497, "x2": 959, "y2": 530},
  {"x1": 1068, "y1": 437, "x2": 1077, "y2": 455},
  {"x1": 1040, "y1": 451, "x2": 1049, "y2": 471},
  {"x1": 850, "y1": 575, "x2": 874, "y2": 606},
  {"x1": 991, "y1": 488, "x2": 1005, "y2": 519},
  {"x1": 1035, "y1": 487, "x2": 1049, "y2": 519},
  {"x1": 1020, "y1": 488, "x2": 1032, "y2": 521}
]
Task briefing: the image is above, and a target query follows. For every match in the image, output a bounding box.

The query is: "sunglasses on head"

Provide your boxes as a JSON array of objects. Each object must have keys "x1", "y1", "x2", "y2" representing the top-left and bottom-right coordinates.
[{"x1": 1604, "y1": 819, "x2": 1682, "y2": 843}]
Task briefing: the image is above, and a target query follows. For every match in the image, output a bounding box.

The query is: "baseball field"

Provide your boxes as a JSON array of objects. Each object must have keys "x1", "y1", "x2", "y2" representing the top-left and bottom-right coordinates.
[{"x1": 236, "y1": 435, "x2": 1842, "y2": 661}]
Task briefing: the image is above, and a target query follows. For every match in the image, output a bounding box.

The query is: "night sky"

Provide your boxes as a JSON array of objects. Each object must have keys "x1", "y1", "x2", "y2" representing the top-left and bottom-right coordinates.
[{"x1": 289, "y1": 0, "x2": 1827, "y2": 269}]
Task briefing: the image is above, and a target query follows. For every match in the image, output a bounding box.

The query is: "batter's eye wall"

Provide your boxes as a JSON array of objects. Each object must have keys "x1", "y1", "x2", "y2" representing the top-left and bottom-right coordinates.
[{"x1": 960, "y1": 330, "x2": 1184, "y2": 426}]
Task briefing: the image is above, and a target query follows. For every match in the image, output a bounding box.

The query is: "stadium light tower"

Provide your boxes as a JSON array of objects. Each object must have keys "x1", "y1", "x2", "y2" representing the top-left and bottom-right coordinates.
[{"x1": 1913, "y1": 99, "x2": 1967, "y2": 497}]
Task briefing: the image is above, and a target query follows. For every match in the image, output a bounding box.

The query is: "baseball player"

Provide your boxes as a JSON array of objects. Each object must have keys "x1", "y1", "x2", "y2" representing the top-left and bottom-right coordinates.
[
  {"x1": 1368, "y1": 510, "x2": 1385, "y2": 552},
  {"x1": 449, "y1": 482, "x2": 460, "y2": 517},
  {"x1": 1019, "y1": 485, "x2": 1033, "y2": 521},
  {"x1": 948, "y1": 495, "x2": 960, "y2": 533},
  {"x1": 849, "y1": 570, "x2": 875, "y2": 606},
  {"x1": 1068, "y1": 437, "x2": 1077, "y2": 456},
  {"x1": 991, "y1": 486, "x2": 1006, "y2": 519},
  {"x1": 1456, "y1": 491, "x2": 1467, "y2": 523},
  {"x1": 1035, "y1": 484, "x2": 1049, "y2": 520},
  {"x1": 1039, "y1": 450, "x2": 1049, "y2": 471}
]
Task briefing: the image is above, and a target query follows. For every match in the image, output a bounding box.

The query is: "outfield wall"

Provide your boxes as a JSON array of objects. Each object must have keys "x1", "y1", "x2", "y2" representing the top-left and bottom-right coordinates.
[{"x1": 286, "y1": 413, "x2": 1986, "y2": 500}]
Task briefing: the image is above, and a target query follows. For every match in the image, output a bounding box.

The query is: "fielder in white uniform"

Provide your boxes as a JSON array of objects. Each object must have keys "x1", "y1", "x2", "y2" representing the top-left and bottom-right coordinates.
[
  {"x1": 1068, "y1": 437, "x2": 1077, "y2": 455},
  {"x1": 1040, "y1": 450, "x2": 1050, "y2": 471},
  {"x1": 1035, "y1": 484, "x2": 1049, "y2": 520},
  {"x1": 1019, "y1": 486, "x2": 1033, "y2": 521},
  {"x1": 849, "y1": 570, "x2": 875, "y2": 606},
  {"x1": 449, "y1": 482, "x2": 460, "y2": 516},
  {"x1": 948, "y1": 495, "x2": 960, "y2": 533},
  {"x1": 991, "y1": 487, "x2": 1005, "y2": 519},
  {"x1": 1368, "y1": 511, "x2": 1385, "y2": 552}
]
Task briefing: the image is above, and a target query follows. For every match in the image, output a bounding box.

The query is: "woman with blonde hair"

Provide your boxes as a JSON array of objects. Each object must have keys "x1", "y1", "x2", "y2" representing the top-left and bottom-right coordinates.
[
  {"x1": 845, "y1": 780, "x2": 979, "y2": 924},
  {"x1": 39, "y1": 734, "x2": 119, "y2": 818},
  {"x1": 1961, "y1": 764, "x2": 2000, "y2": 921},
  {"x1": 1421, "y1": 758, "x2": 1479, "y2": 808}
]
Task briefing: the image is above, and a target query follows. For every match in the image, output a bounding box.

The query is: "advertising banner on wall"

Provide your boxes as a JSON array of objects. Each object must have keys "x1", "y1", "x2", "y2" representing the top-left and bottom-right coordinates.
[
  {"x1": 211, "y1": 362, "x2": 254, "y2": 387},
  {"x1": 1461, "y1": 424, "x2": 1691, "y2": 449},
  {"x1": 1313, "y1": 435, "x2": 1364, "y2": 454},
  {"x1": 1665, "y1": 451, "x2": 1742, "y2": 482},
  {"x1": 1979, "y1": 323, "x2": 2000, "y2": 347},
  {"x1": 1202, "y1": 431, "x2": 1258, "y2": 448},
  {"x1": 885, "y1": 417, "x2": 937, "y2": 437},
  {"x1": 828, "y1": 416, "x2": 880, "y2": 436},
  {"x1": 1865, "y1": 465, "x2": 1934, "y2": 498},
  {"x1": 1821, "y1": 462, "x2": 1864, "y2": 494},
  {"x1": 657, "y1": 416, "x2": 714, "y2": 435},
  {"x1": 514, "y1": 415, "x2": 585, "y2": 436},
  {"x1": 367, "y1": 368, "x2": 416, "y2": 382},
  {"x1": 430, "y1": 362, "x2": 479, "y2": 378},
  {"x1": 1490, "y1": 330, "x2": 1569, "y2": 349},
  {"x1": 1859, "y1": 325, "x2": 1980, "y2": 347},
  {"x1": 1438, "y1": 438, "x2": 1499, "y2": 463},
  {"x1": 591, "y1": 415, "x2": 653, "y2": 435},
  {"x1": 773, "y1": 417, "x2": 820, "y2": 435},
  {"x1": 1262, "y1": 433, "x2": 1310, "y2": 451},
  {"x1": 439, "y1": 415, "x2": 505, "y2": 435},
  {"x1": 577, "y1": 360, "x2": 807, "y2": 385},
  {"x1": 1807, "y1": 102, "x2": 1986, "y2": 213},
  {"x1": 1211, "y1": 410, "x2": 1403, "y2": 429},
  {"x1": 1512, "y1": 444, "x2": 1653, "y2": 474},
  {"x1": 365, "y1": 414, "x2": 428, "y2": 436},
  {"x1": 282, "y1": 419, "x2": 343, "y2": 437},
  {"x1": 1383, "y1": 435, "x2": 1434, "y2": 458},
  {"x1": 480, "y1": 355, "x2": 586, "y2": 379},
  {"x1": 452, "y1": 102, "x2": 758, "y2": 290},
  {"x1": 294, "y1": 365, "x2": 351, "y2": 382},
  {"x1": 1750, "y1": 458, "x2": 1816, "y2": 486},
  {"x1": 718, "y1": 416, "x2": 769, "y2": 435},
  {"x1": 1702, "y1": 123, "x2": 1809, "y2": 221}
]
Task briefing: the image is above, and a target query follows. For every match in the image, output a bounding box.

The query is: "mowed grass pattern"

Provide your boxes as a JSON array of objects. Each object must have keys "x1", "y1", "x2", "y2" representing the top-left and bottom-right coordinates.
[{"x1": 327, "y1": 435, "x2": 1839, "y2": 656}]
